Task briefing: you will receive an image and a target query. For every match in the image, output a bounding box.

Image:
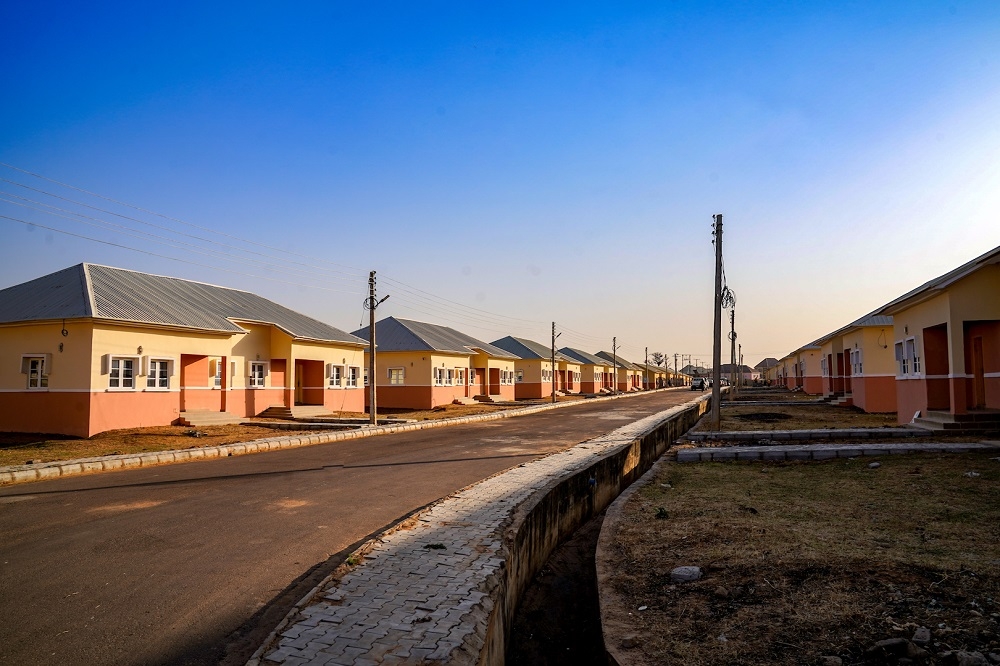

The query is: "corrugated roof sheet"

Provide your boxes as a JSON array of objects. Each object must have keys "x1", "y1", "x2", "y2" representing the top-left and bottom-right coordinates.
[
  {"x1": 490, "y1": 336, "x2": 572, "y2": 361},
  {"x1": 595, "y1": 350, "x2": 639, "y2": 370},
  {"x1": 558, "y1": 347, "x2": 611, "y2": 366},
  {"x1": 0, "y1": 264, "x2": 92, "y2": 323},
  {"x1": 0, "y1": 264, "x2": 365, "y2": 344},
  {"x1": 877, "y1": 244, "x2": 1000, "y2": 315},
  {"x1": 352, "y1": 317, "x2": 518, "y2": 359}
]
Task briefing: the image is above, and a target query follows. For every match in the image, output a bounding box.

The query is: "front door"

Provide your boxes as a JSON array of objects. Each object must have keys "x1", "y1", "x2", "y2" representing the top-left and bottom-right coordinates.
[{"x1": 973, "y1": 336, "x2": 986, "y2": 409}]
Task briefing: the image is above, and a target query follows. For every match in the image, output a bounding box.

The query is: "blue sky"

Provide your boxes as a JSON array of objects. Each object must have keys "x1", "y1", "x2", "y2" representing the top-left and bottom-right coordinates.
[{"x1": 2, "y1": 1, "x2": 998, "y2": 365}]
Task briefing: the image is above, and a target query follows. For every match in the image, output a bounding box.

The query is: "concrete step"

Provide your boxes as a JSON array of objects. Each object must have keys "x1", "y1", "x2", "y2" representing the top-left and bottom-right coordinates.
[
  {"x1": 473, "y1": 395, "x2": 503, "y2": 403},
  {"x1": 291, "y1": 405, "x2": 335, "y2": 419},
  {"x1": 259, "y1": 405, "x2": 294, "y2": 420},
  {"x1": 452, "y1": 397, "x2": 477, "y2": 405},
  {"x1": 927, "y1": 409, "x2": 1000, "y2": 423},
  {"x1": 178, "y1": 410, "x2": 244, "y2": 427}
]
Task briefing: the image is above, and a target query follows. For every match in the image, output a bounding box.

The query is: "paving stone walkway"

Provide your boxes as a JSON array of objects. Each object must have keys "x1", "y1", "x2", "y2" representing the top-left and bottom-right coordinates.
[
  {"x1": 676, "y1": 440, "x2": 1000, "y2": 462},
  {"x1": 251, "y1": 402, "x2": 696, "y2": 665},
  {"x1": 684, "y1": 427, "x2": 925, "y2": 442}
]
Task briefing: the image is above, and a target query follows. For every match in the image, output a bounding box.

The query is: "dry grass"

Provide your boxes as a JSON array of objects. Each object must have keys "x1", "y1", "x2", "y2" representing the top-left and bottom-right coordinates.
[
  {"x1": 693, "y1": 404, "x2": 899, "y2": 432},
  {"x1": 604, "y1": 453, "x2": 1000, "y2": 665},
  {"x1": 0, "y1": 424, "x2": 325, "y2": 467}
]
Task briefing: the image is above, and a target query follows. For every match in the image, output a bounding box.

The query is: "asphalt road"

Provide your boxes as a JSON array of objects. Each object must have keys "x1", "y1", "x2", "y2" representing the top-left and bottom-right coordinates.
[{"x1": 0, "y1": 390, "x2": 696, "y2": 666}]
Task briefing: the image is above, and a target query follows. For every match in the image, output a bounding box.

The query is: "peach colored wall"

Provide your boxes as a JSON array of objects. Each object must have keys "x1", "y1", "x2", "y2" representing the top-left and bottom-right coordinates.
[
  {"x1": 853, "y1": 376, "x2": 897, "y2": 414},
  {"x1": 0, "y1": 391, "x2": 92, "y2": 437},
  {"x1": 324, "y1": 387, "x2": 365, "y2": 413},
  {"x1": 371, "y1": 385, "x2": 432, "y2": 409},
  {"x1": 896, "y1": 379, "x2": 926, "y2": 424},
  {"x1": 90, "y1": 391, "x2": 180, "y2": 435},
  {"x1": 515, "y1": 381, "x2": 547, "y2": 400}
]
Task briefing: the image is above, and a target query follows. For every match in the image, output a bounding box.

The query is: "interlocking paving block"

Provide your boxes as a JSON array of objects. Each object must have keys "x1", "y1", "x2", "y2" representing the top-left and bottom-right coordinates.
[{"x1": 255, "y1": 402, "x2": 704, "y2": 665}]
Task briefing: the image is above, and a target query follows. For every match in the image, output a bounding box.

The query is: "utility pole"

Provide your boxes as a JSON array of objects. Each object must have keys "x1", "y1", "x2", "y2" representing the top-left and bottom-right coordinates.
[
  {"x1": 551, "y1": 322, "x2": 561, "y2": 404},
  {"x1": 612, "y1": 337, "x2": 619, "y2": 394},
  {"x1": 644, "y1": 346, "x2": 649, "y2": 391},
  {"x1": 674, "y1": 353, "x2": 679, "y2": 385},
  {"x1": 730, "y1": 308, "x2": 737, "y2": 393},
  {"x1": 366, "y1": 271, "x2": 389, "y2": 426},
  {"x1": 711, "y1": 213, "x2": 723, "y2": 430},
  {"x1": 738, "y1": 344, "x2": 743, "y2": 392}
]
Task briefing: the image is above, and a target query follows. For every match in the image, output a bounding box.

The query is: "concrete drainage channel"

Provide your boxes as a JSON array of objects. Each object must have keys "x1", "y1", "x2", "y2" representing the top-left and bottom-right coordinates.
[{"x1": 251, "y1": 394, "x2": 713, "y2": 665}]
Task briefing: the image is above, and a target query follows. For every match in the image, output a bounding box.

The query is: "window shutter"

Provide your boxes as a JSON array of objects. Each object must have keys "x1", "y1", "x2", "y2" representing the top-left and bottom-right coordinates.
[
  {"x1": 230, "y1": 361, "x2": 237, "y2": 378},
  {"x1": 246, "y1": 360, "x2": 253, "y2": 376},
  {"x1": 209, "y1": 359, "x2": 217, "y2": 378},
  {"x1": 101, "y1": 354, "x2": 111, "y2": 375},
  {"x1": 142, "y1": 355, "x2": 151, "y2": 375},
  {"x1": 20, "y1": 357, "x2": 30, "y2": 374},
  {"x1": 43, "y1": 353, "x2": 52, "y2": 376},
  {"x1": 263, "y1": 363, "x2": 269, "y2": 377},
  {"x1": 326, "y1": 363, "x2": 334, "y2": 378}
]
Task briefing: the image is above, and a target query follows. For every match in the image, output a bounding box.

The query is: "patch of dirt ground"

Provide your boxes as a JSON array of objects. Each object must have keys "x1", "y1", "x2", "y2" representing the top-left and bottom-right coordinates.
[
  {"x1": 693, "y1": 403, "x2": 900, "y2": 431},
  {"x1": 602, "y1": 452, "x2": 1000, "y2": 665},
  {"x1": 0, "y1": 424, "x2": 327, "y2": 467}
]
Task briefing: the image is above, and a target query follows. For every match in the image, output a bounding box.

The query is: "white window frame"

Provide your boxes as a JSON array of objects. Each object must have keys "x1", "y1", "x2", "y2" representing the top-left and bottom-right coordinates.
[
  {"x1": 388, "y1": 367, "x2": 405, "y2": 385},
  {"x1": 456, "y1": 368, "x2": 465, "y2": 385},
  {"x1": 327, "y1": 364, "x2": 344, "y2": 389},
  {"x1": 516, "y1": 369, "x2": 524, "y2": 383},
  {"x1": 145, "y1": 358, "x2": 172, "y2": 390},
  {"x1": 347, "y1": 366, "x2": 360, "y2": 388},
  {"x1": 446, "y1": 368, "x2": 454, "y2": 386},
  {"x1": 250, "y1": 361, "x2": 268, "y2": 389},
  {"x1": 820, "y1": 358, "x2": 828, "y2": 377},
  {"x1": 906, "y1": 337, "x2": 920, "y2": 375},
  {"x1": 21, "y1": 354, "x2": 51, "y2": 390},
  {"x1": 468, "y1": 369, "x2": 475, "y2": 385},
  {"x1": 108, "y1": 355, "x2": 140, "y2": 391},
  {"x1": 364, "y1": 367, "x2": 369, "y2": 387},
  {"x1": 212, "y1": 358, "x2": 223, "y2": 388}
]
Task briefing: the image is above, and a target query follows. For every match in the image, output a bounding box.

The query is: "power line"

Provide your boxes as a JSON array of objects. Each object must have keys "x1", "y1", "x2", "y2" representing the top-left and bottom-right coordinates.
[{"x1": 0, "y1": 214, "x2": 364, "y2": 296}]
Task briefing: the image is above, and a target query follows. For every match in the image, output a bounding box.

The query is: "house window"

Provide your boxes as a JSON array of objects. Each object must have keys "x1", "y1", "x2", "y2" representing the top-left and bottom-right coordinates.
[
  {"x1": 347, "y1": 366, "x2": 360, "y2": 388},
  {"x1": 25, "y1": 356, "x2": 48, "y2": 389},
  {"x1": 388, "y1": 368, "x2": 405, "y2": 385},
  {"x1": 446, "y1": 368, "x2": 454, "y2": 386},
  {"x1": 109, "y1": 357, "x2": 136, "y2": 389},
  {"x1": 906, "y1": 338, "x2": 920, "y2": 375},
  {"x1": 468, "y1": 369, "x2": 475, "y2": 385},
  {"x1": 328, "y1": 365, "x2": 343, "y2": 388},
  {"x1": 516, "y1": 369, "x2": 524, "y2": 382},
  {"x1": 213, "y1": 359, "x2": 223, "y2": 388},
  {"x1": 147, "y1": 360, "x2": 170, "y2": 389},
  {"x1": 364, "y1": 367, "x2": 369, "y2": 387},
  {"x1": 895, "y1": 342, "x2": 907, "y2": 375},
  {"x1": 250, "y1": 362, "x2": 267, "y2": 388},
  {"x1": 821, "y1": 358, "x2": 828, "y2": 377},
  {"x1": 456, "y1": 368, "x2": 465, "y2": 385}
]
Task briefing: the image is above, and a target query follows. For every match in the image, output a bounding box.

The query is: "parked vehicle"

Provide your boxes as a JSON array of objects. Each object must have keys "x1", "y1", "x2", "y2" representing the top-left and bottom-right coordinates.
[{"x1": 690, "y1": 378, "x2": 705, "y2": 391}]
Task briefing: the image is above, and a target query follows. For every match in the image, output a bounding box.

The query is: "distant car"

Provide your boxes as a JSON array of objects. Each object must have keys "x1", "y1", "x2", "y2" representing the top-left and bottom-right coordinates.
[{"x1": 690, "y1": 378, "x2": 705, "y2": 390}]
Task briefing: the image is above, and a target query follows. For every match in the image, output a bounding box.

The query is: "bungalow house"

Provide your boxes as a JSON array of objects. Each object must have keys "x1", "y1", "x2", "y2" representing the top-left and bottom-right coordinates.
[
  {"x1": 873, "y1": 245, "x2": 1000, "y2": 426},
  {"x1": 558, "y1": 347, "x2": 614, "y2": 394},
  {"x1": 839, "y1": 314, "x2": 896, "y2": 413},
  {"x1": 634, "y1": 362, "x2": 667, "y2": 389},
  {"x1": 0, "y1": 264, "x2": 368, "y2": 437},
  {"x1": 490, "y1": 336, "x2": 575, "y2": 400},
  {"x1": 754, "y1": 358, "x2": 779, "y2": 385},
  {"x1": 789, "y1": 343, "x2": 823, "y2": 393},
  {"x1": 595, "y1": 351, "x2": 642, "y2": 391},
  {"x1": 352, "y1": 317, "x2": 518, "y2": 409}
]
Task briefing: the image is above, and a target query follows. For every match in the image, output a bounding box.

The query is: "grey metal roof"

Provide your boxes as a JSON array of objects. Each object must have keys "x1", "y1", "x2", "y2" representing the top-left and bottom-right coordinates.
[
  {"x1": 558, "y1": 347, "x2": 611, "y2": 367},
  {"x1": 490, "y1": 336, "x2": 572, "y2": 361},
  {"x1": 754, "y1": 357, "x2": 779, "y2": 370},
  {"x1": 595, "y1": 350, "x2": 639, "y2": 370},
  {"x1": 352, "y1": 317, "x2": 518, "y2": 359},
  {"x1": 0, "y1": 264, "x2": 366, "y2": 345},
  {"x1": 876, "y1": 243, "x2": 1000, "y2": 315}
]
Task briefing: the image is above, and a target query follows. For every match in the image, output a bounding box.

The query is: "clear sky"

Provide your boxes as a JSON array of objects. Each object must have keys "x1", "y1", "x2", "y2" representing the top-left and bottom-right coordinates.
[{"x1": 2, "y1": 1, "x2": 998, "y2": 367}]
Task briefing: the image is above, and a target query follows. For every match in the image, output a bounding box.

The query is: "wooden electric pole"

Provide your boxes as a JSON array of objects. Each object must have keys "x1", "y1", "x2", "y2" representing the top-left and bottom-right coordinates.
[
  {"x1": 612, "y1": 337, "x2": 619, "y2": 394},
  {"x1": 551, "y1": 322, "x2": 560, "y2": 404},
  {"x1": 730, "y1": 308, "x2": 737, "y2": 392},
  {"x1": 366, "y1": 271, "x2": 389, "y2": 426},
  {"x1": 711, "y1": 214, "x2": 723, "y2": 429}
]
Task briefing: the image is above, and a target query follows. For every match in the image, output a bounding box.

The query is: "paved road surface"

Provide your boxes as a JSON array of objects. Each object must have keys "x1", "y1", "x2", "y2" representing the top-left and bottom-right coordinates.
[{"x1": 0, "y1": 390, "x2": 695, "y2": 665}]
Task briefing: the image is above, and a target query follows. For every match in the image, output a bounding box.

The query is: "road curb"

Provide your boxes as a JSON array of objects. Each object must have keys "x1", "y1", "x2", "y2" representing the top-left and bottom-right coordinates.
[{"x1": 0, "y1": 388, "x2": 689, "y2": 486}]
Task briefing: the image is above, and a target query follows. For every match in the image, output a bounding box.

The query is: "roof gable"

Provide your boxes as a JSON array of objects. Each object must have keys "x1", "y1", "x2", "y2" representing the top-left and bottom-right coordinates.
[
  {"x1": 558, "y1": 347, "x2": 610, "y2": 367},
  {"x1": 491, "y1": 336, "x2": 570, "y2": 361},
  {"x1": 0, "y1": 264, "x2": 91, "y2": 323},
  {"x1": 353, "y1": 317, "x2": 517, "y2": 359}
]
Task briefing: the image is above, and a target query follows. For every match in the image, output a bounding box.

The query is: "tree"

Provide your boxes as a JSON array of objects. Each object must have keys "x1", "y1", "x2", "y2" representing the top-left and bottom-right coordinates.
[{"x1": 650, "y1": 351, "x2": 665, "y2": 367}]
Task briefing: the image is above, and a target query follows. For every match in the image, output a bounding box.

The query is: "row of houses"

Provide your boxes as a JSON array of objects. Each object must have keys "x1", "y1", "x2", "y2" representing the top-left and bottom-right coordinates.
[
  {"x1": 763, "y1": 245, "x2": 1000, "y2": 425},
  {"x1": 0, "y1": 264, "x2": 688, "y2": 437}
]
